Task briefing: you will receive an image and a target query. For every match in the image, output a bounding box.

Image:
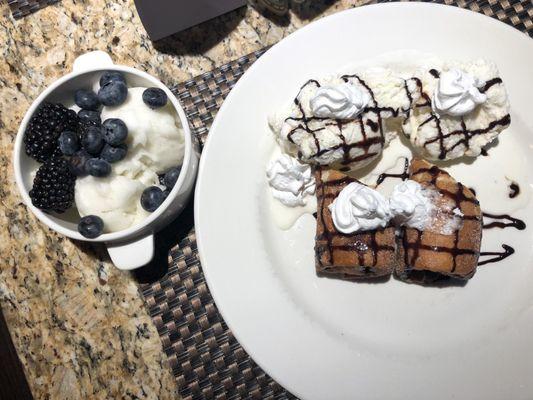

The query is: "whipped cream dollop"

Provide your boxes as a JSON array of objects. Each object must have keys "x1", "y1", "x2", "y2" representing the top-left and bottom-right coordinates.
[
  {"x1": 432, "y1": 69, "x2": 487, "y2": 117},
  {"x1": 266, "y1": 154, "x2": 315, "y2": 207},
  {"x1": 389, "y1": 180, "x2": 434, "y2": 231},
  {"x1": 310, "y1": 82, "x2": 370, "y2": 120},
  {"x1": 328, "y1": 182, "x2": 392, "y2": 234}
]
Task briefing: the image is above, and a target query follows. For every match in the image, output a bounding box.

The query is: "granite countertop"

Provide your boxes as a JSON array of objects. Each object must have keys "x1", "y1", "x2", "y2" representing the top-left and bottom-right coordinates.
[{"x1": 0, "y1": 0, "x2": 365, "y2": 398}]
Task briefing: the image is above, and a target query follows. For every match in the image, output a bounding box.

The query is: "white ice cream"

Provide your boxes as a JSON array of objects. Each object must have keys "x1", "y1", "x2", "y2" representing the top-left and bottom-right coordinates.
[
  {"x1": 404, "y1": 59, "x2": 510, "y2": 160},
  {"x1": 269, "y1": 68, "x2": 419, "y2": 171},
  {"x1": 328, "y1": 182, "x2": 392, "y2": 234},
  {"x1": 75, "y1": 87, "x2": 185, "y2": 233},
  {"x1": 266, "y1": 154, "x2": 315, "y2": 207},
  {"x1": 75, "y1": 174, "x2": 151, "y2": 232}
]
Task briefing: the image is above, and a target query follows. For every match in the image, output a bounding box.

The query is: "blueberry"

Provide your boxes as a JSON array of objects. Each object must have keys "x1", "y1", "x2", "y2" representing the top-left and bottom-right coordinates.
[
  {"x1": 98, "y1": 81, "x2": 128, "y2": 107},
  {"x1": 140, "y1": 186, "x2": 166, "y2": 212},
  {"x1": 78, "y1": 109, "x2": 101, "y2": 125},
  {"x1": 102, "y1": 118, "x2": 128, "y2": 145},
  {"x1": 81, "y1": 126, "x2": 104, "y2": 155},
  {"x1": 58, "y1": 130, "x2": 80, "y2": 156},
  {"x1": 101, "y1": 143, "x2": 127, "y2": 163},
  {"x1": 99, "y1": 71, "x2": 126, "y2": 87},
  {"x1": 85, "y1": 158, "x2": 111, "y2": 177},
  {"x1": 69, "y1": 150, "x2": 90, "y2": 176},
  {"x1": 142, "y1": 88, "x2": 167, "y2": 109},
  {"x1": 163, "y1": 166, "x2": 182, "y2": 189},
  {"x1": 78, "y1": 215, "x2": 104, "y2": 239},
  {"x1": 74, "y1": 89, "x2": 100, "y2": 111}
]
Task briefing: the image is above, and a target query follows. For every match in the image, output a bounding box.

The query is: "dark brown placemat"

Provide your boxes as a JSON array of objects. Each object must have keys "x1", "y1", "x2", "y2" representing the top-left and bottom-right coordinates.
[
  {"x1": 140, "y1": 2, "x2": 532, "y2": 399},
  {"x1": 6, "y1": 0, "x2": 59, "y2": 19}
]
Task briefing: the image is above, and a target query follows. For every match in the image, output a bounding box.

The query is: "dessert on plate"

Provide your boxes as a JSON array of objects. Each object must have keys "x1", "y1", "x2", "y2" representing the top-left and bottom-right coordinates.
[
  {"x1": 315, "y1": 168, "x2": 397, "y2": 279},
  {"x1": 395, "y1": 158, "x2": 482, "y2": 282},
  {"x1": 269, "y1": 68, "x2": 420, "y2": 171},
  {"x1": 267, "y1": 55, "x2": 522, "y2": 286},
  {"x1": 403, "y1": 59, "x2": 511, "y2": 160}
]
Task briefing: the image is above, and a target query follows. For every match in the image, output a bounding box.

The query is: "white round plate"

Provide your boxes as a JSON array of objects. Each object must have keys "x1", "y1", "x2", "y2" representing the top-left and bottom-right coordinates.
[{"x1": 195, "y1": 3, "x2": 533, "y2": 399}]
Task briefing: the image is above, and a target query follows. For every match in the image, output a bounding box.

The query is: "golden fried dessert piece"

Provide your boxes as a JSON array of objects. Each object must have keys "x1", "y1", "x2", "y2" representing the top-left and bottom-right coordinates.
[
  {"x1": 315, "y1": 168, "x2": 397, "y2": 280},
  {"x1": 396, "y1": 158, "x2": 482, "y2": 282}
]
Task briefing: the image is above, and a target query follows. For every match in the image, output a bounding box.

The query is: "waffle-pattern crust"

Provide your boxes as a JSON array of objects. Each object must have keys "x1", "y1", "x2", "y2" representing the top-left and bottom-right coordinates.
[
  {"x1": 396, "y1": 158, "x2": 482, "y2": 281},
  {"x1": 315, "y1": 168, "x2": 397, "y2": 280}
]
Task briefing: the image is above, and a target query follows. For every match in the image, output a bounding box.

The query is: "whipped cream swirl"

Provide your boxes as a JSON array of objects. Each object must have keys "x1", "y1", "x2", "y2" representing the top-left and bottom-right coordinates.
[
  {"x1": 267, "y1": 154, "x2": 315, "y2": 207},
  {"x1": 432, "y1": 69, "x2": 487, "y2": 117},
  {"x1": 328, "y1": 182, "x2": 392, "y2": 234},
  {"x1": 310, "y1": 82, "x2": 370, "y2": 120},
  {"x1": 389, "y1": 180, "x2": 434, "y2": 231}
]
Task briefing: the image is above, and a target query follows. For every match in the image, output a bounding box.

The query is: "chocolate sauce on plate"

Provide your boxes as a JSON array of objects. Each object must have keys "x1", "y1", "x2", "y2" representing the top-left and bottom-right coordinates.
[
  {"x1": 478, "y1": 245, "x2": 515, "y2": 266},
  {"x1": 509, "y1": 182, "x2": 520, "y2": 199},
  {"x1": 482, "y1": 212, "x2": 526, "y2": 230}
]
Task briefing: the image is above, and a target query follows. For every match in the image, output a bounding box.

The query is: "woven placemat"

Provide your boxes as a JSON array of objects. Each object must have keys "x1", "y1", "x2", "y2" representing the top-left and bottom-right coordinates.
[
  {"x1": 6, "y1": 0, "x2": 58, "y2": 19},
  {"x1": 139, "y1": 1, "x2": 532, "y2": 399}
]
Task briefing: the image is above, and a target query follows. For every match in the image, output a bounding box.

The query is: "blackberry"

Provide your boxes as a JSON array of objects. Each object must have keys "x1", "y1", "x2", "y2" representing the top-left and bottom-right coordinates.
[
  {"x1": 29, "y1": 157, "x2": 76, "y2": 213},
  {"x1": 24, "y1": 102, "x2": 79, "y2": 162}
]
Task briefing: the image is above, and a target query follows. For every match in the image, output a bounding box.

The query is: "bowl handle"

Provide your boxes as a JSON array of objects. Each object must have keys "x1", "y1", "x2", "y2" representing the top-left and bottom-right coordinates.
[
  {"x1": 106, "y1": 234, "x2": 155, "y2": 270},
  {"x1": 73, "y1": 51, "x2": 114, "y2": 73}
]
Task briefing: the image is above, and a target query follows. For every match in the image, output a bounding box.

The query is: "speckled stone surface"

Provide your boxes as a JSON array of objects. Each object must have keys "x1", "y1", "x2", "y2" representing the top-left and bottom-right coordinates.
[{"x1": 0, "y1": 0, "x2": 366, "y2": 398}]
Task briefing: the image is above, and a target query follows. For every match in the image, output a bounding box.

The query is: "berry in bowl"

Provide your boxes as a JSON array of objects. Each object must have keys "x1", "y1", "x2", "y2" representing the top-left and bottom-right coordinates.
[{"x1": 14, "y1": 51, "x2": 199, "y2": 270}]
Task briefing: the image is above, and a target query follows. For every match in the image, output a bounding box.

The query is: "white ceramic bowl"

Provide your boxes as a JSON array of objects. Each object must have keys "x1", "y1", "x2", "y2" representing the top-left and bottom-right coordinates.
[{"x1": 13, "y1": 51, "x2": 199, "y2": 270}]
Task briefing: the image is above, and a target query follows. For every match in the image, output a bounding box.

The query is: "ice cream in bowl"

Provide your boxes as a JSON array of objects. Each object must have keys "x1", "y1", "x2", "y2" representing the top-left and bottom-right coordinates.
[{"x1": 13, "y1": 51, "x2": 199, "y2": 270}]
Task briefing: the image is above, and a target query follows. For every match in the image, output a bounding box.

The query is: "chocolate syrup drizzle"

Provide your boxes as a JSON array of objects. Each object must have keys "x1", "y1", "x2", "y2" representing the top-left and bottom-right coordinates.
[
  {"x1": 482, "y1": 212, "x2": 526, "y2": 230},
  {"x1": 285, "y1": 75, "x2": 416, "y2": 167},
  {"x1": 429, "y1": 69, "x2": 440, "y2": 79},
  {"x1": 415, "y1": 71, "x2": 510, "y2": 160},
  {"x1": 315, "y1": 171, "x2": 394, "y2": 269},
  {"x1": 479, "y1": 78, "x2": 503, "y2": 94},
  {"x1": 475, "y1": 211, "x2": 526, "y2": 267},
  {"x1": 509, "y1": 182, "x2": 520, "y2": 198},
  {"x1": 478, "y1": 245, "x2": 514, "y2": 266},
  {"x1": 376, "y1": 157, "x2": 409, "y2": 186}
]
